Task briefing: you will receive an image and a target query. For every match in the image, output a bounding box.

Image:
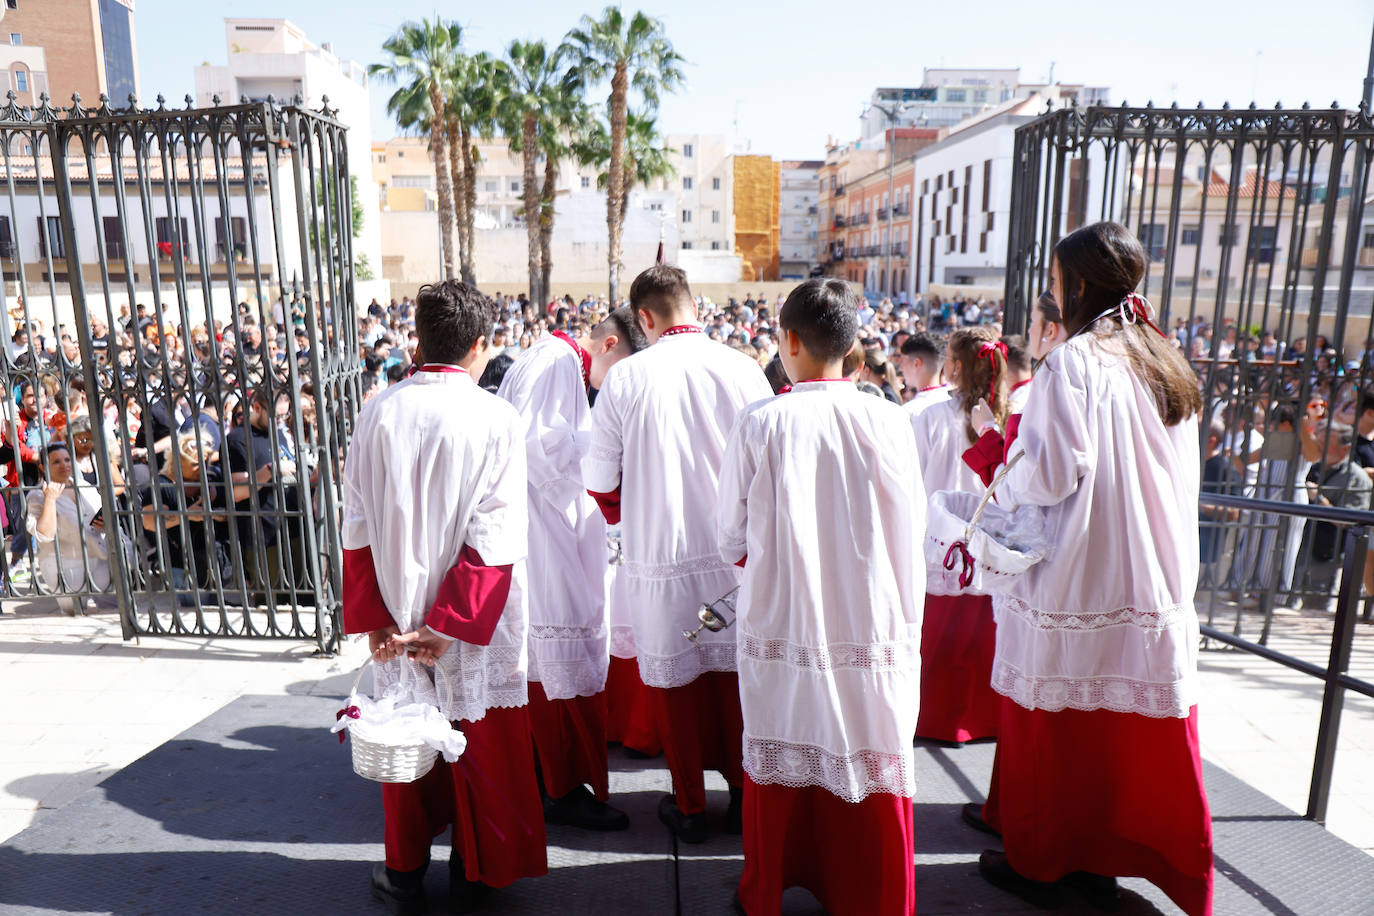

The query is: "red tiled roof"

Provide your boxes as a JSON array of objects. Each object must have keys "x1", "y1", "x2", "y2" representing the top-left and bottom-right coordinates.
[{"x1": 1206, "y1": 169, "x2": 1298, "y2": 199}]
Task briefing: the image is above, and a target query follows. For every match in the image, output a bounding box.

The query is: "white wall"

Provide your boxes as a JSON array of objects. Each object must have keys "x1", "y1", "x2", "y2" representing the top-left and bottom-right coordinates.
[{"x1": 381, "y1": 189, "x2": 682, "y2": 290}]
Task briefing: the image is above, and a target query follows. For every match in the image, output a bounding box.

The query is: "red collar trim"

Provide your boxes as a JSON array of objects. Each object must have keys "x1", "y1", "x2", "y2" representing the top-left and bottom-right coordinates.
[
  {"x1": 793, "y1": 378, "x2": 851, "y2": 384},
  {"x1": 1011, "y1": 379, "x2": 1032, "y2": 393},
  {"x1": 551, "y1": 330, "x2": 591, "y2": 389},
  {"x1": 661, "y1": 324, "x2": 703, "y2": 338},
  {"x1": 918, "y1": 384, "x2": 948, "y2": 393},
  {"x1": 418, "y1": 364, "x2": 468, "y2": 374}
]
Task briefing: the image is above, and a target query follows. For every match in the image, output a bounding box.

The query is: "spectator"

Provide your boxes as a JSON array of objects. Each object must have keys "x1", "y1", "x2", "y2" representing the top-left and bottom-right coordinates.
[
  {"x1": 26, "y1": 442, "x2": 116, "y2": 615},
  {"x1": 1297, "y1": 423, "x2": 1373, "y2": 610}
]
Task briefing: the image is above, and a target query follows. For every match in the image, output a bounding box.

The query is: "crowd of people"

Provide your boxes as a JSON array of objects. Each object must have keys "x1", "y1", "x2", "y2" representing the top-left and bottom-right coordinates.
[
  {"x1": 337, "y1": 220, "x2": 1278, "y2": 916},
  {"x1": 0, "y1": 296, "x2": 321, "y2": 615}
]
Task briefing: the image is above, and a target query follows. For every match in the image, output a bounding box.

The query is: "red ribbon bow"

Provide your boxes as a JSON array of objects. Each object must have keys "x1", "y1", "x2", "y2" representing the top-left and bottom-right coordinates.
[
  {"x1": 943, "y1": 541, "x2": 975, "y2": 589},
  {"x1": 976, "y1": 341, "x2": 1009, "y2": 402},
  {"x1": 334, "y1": 705, "x2": 360, "y2": 744},
  {"x1": 1120, "y1": 293, "x2": 1167, "y2": 339}
]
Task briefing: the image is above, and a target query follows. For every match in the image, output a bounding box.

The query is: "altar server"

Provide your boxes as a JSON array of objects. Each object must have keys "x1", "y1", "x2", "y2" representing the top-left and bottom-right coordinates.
[
  {"x1": 896, "y1": 331, "x2": 951, "y2": 418},
  {"x1": 496, "y1": 308, "x2": 645, "y2": 830},
  {"x1": 909, "y1": 326, "x2": 1007, "y2": 745},
  {"x1": 718, "y1": 278, "x2": 926, "y2": 916},
  {"x1": 977, "y1": 221, "x2": 1212, "y2": 915},
  {"x1": 342, "y1": 280, "x2": 546, "y2": 915},
  {"x1": 582, "y1": 265, "x2": 772, "y2": 843}
]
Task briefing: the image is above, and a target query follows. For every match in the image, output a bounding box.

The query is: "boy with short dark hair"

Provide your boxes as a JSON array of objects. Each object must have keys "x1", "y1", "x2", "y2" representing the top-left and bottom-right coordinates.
[
  {"x1": 897, "y1": 331, "x2": 949, "y2": 416},
  {"x1": 342, "y1": 279, "x2": 547, "y2": 914},
  {"x1": 718, "y1": 277, "x2": 926, "y2": 915}
]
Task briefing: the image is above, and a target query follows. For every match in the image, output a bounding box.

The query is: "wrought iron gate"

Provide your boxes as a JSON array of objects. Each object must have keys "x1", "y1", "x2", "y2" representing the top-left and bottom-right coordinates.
[
  {"x1": 0, "y1": 92, "x2": 362, "y2": 653},
  {"x1": 1003, "y1": 100, "x2": 1374, "y2": 636}
]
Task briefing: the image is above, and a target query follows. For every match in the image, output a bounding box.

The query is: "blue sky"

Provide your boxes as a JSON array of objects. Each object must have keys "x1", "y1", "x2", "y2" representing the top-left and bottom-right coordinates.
[{"x1": 134, "y1": 0, "x2": 1372, "y2": 159}]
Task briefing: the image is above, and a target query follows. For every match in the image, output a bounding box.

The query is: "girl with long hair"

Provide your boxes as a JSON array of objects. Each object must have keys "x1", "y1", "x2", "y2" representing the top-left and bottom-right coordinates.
[
  {"x1": 974, "y1": 221, "x2": 1212, "y2": 914},
  {"x1": 909, "y1": 325, "x2": 1009, "y2": 746}
]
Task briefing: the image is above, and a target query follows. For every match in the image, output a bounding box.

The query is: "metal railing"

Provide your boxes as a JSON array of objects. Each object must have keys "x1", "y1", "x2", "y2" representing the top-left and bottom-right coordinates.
[
  {"x1": 0, "y1": 93, "x2": 360, "y2": 653},
  {"x1": 1197, "y1": 492, "x2": 1373, "y2": 824}
]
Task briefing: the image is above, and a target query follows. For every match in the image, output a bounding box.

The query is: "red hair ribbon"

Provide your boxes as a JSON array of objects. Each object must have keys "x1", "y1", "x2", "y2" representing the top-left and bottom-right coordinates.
[
  {"x1": 1119, "y1": 293, "x2": 1167, "y2": 339},
  {"x1": 976, "y1": 340, "x2": 1009, "y2": 402},
  {"x1": 943, "y1": 540, "x2": 975, "y2": 589}
]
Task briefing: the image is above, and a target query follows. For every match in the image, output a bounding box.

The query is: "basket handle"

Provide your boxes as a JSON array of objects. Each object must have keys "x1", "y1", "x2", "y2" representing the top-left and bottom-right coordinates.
[
  {"x1": 349, "y1": 641, "x2": 456, "y2": 713},
  {"x1": 963, "y1": 450, "x2": 1025, "y2": 542}
]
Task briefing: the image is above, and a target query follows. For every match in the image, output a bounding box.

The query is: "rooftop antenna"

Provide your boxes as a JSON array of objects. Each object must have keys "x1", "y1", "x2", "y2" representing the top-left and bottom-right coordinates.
[{"x1": 1048, "y1": 60, "x2": 1056, "y2": 86}]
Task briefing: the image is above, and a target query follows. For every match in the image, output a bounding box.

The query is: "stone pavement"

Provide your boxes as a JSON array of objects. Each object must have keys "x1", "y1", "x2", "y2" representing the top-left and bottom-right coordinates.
[{"x1": 1, "y1": 600, "x2": 1373, "y2": 915}]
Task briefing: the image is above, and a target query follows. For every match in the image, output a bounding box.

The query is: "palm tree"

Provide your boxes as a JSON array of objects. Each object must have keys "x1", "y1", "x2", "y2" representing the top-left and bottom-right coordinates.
[
  {"x1": 573, "y1": 109, "x2": 675, "y2": 244},
  {"x1": 537, "y1": 85, "x2": 591, "y2": 309},
  {"x1": 446, "y1": 51, "x2": 502, "y2": 286},
  {"x1": 566, "y1": 7, "x2": 684, "y2": 302},
  {"x1": 496, "y1": 40, "x2": 581, "y2": 308},
  {"x1": 381, "y1": 79, "x2": 469, "y2": 276},
  {"x1": 371, "y1": 20, "x2": 462, "y2": 280}
]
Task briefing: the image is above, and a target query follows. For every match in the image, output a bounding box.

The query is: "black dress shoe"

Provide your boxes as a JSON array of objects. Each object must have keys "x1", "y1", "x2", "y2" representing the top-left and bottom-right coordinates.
[
  {"x1": 1062, "y1": 872, "x2": 1121, "y2": 911},
  {"x1": 961, "y1": 801, "x2": 1001, "y2": 837},
  {"x1": 543, "y1": 784, "x2": 630, "y2": 831},
  {"x1": 370, "y1": 862, "x2": 427, "y2": 916},
  {"x1": 978, "y1": 849, "x2": 1063, "y2": 909},
  {"x1": 657, "y1": 794, "x2": 708, "y2": 844},
  {"x1": 448, "y1": 857, "x2": 491, "y2": 914},
  {"x1": 725, "y1": 786, "x2": 743, "y2": 834}
]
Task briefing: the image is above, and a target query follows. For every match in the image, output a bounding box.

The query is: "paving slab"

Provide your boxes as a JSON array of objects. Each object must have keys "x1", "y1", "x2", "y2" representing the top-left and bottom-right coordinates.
[{"x1": 3, "y1": 694, "x2": 1373, "y2": 915}]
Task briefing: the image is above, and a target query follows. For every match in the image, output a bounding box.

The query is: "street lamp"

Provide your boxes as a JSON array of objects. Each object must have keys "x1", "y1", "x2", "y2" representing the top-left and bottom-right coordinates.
[{"x1": 863, "y1": 100, "x2": 914, "y2": 302}]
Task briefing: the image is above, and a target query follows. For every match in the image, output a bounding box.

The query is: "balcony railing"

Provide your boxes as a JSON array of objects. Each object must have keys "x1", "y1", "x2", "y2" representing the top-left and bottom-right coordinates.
[
  {"x1": 833, "y1": 215, "x2": 846, "y2": 229},
  {"x1": 852, "y1": 212, "x2": 870, "y2": 225},
  {"x1": 834, "y1": 185, "x2": 846, "y2": 196},
  {"x1": 807, "y1": 205, "x2": 818, "y2": 215},
  {"x1": 893, "y1": 203, "x2": 910, "y2": 216}
]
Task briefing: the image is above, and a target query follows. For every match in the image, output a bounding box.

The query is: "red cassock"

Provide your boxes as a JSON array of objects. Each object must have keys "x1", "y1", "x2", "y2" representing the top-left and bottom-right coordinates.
[
  {"x1": 343, "y1": 544, "x2": 548, "y2": 886},
  {"x1": 527, "y1": 683, "x2": 611, "y2": 800},
  {"x1": 915, "y1": 593, "x2": 1000, "y2": 743},
  {"x1": 604, "y1": 654, "x2": 663, "y2": 756},
  {"x1": 739, "y1": 776, "x2": 915, "y2": 916},
  {"x1": 986, "y1": 697, "x2": 1213, "y2": 916},
  {"x1": 590, "y1": 486, "x2": 742, "y2": 814}
]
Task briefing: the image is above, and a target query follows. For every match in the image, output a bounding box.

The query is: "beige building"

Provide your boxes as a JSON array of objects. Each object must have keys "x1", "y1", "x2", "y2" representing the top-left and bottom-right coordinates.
[{"x1": 0, "y1": 0, "x2": 138, "y2": 107}]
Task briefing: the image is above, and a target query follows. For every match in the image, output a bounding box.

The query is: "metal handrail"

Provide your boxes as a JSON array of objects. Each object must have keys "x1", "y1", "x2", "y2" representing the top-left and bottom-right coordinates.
[{"x1": 1197, "y1": 492, "x2": 1372, "y2": 824}]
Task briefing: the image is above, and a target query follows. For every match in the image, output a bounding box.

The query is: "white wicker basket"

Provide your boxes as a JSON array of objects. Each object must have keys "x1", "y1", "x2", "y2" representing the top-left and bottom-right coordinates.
[
  {"x1": 925, "y1": 452, "x2": 1049, "y2": 595},
  {"x1": 335, "y1": 657, "x2": 452, "y2": 784}
]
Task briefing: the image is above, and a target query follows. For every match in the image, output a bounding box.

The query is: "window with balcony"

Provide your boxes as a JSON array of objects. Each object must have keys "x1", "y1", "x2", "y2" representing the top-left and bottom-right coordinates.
[
  {"x1": 1248, "y1": 226, "x2": 1278, "y2": 263},
  {"x1": 1139, "y1": 223, "x2": 1168, "y2": 261},
  {"x1": 37, "y1": 216, "x2": 63, "y2": 259}
]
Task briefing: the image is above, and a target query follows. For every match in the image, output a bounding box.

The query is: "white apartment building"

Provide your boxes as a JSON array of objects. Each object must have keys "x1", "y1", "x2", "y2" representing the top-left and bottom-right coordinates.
[
  {"x1": 909, "y1": 94, "x2": 1050, "y2": 292},
  {"x1": 862, "y1": 69, "x2": 1110, "y2": 139},
  {"x1": 665, "y1": 133, "x2": 735, "y2": 255},
  {"x1": 193, "y1": 19, "x2": 382, "y2": 288},
  {"x1": 779, "y1": 160, "x2": 822, "y2": 279}
]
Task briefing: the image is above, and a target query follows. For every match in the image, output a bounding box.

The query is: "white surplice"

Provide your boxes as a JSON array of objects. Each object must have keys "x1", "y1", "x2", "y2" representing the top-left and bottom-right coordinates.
[
  {"x1": 341, "y1": 370, "x2": 531, "y2": 724},
  {"x1": 904, "y1": 384, "x2": 952, "y2": 419},
  {"x1": 717, "y1": 381, "x2": 926, "y2": 802},
  {"x1": 497, "y1": 337, "x2": 609, "y2": 700},
  {"x1": 993, "y1": 335, "x2": 1201, "y2": 718},
  {"x1": 581, "y1": 331, "x2": 773, "y2": 689},
  {"x1": 910, "y1": 393, "x2": 989, "y2": 595}
]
